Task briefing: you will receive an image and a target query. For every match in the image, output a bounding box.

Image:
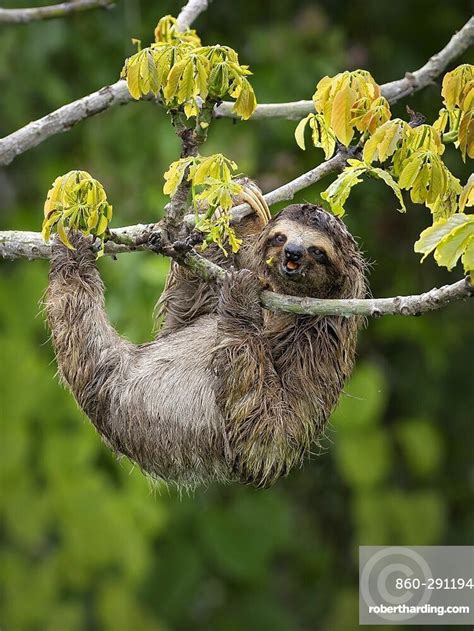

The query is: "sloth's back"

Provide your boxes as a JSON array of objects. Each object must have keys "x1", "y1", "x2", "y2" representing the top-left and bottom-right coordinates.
[{"x1": 112, "y1": 315, "x2": 231, "y2": 486}]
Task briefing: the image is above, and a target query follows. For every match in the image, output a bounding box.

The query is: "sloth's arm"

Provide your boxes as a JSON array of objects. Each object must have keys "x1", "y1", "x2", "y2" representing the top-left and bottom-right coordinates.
[
  {"x1": 156, "y1": 182, "x2": 270, "y2": 336},
  {"x1": 156, "y1": 246, "x2": 231, "y2": 335},
  {"x1": 214, "y1": 270, "x2": 306, "y2": 488},
  {"x1": 46, "y1": 236, "x2": 133, "y2": 440}
]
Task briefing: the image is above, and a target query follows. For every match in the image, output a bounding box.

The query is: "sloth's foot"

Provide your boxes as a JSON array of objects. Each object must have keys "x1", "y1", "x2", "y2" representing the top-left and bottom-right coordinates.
[{"x1": 49, "y1": 232, "x2": 98, "y2": 284}]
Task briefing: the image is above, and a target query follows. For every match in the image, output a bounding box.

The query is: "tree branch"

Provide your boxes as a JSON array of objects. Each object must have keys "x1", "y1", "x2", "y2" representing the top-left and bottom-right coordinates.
[
  {"x1": 261, "y1": 278, "x2": 473, "y2": 317},
  {"x1": 382, "y1": 16, "x2": 474, "y2": 103},
  {"x1": 164, "y1": 109, "x2": 210, "y2": 236},
  {"x1": 0, "y1": 0, "x2": 113, "y2": 24},
  {"x1": 0, "y1": 81, "x2": 131, "y2": 165},
  {"x1": 0, "y1": 224, "x2": 154, "y2": 259},
  {"x1": 1, "y1": 16, "x2": 472, "y2": 164},
  {"x1": 1, "y1": 226, "x2": 471, "y2": 317},
  {"x1": 216, "y1": 16, "x2": 474, "y2": 118},
  {"x1": 176, "y1": 0, "x2": 209, "y2": 31}
]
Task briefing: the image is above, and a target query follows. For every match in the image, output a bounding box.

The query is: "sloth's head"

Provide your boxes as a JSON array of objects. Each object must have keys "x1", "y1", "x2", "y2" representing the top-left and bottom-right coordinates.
[{"x1": 258, "y1": 204, "x2": 366, "y2": 299}]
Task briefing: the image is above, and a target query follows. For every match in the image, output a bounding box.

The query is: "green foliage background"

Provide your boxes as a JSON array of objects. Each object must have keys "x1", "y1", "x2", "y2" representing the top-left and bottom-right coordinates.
[{"x1": 0, "y1": 1, "x2": 473, "y2": 629}]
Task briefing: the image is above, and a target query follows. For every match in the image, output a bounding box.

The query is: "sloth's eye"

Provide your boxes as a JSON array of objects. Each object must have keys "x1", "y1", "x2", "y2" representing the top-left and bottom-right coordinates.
[
  {"x1": 273, "y1": 234, "x2": 287, "y2": 245},
  {"x1": 309, "y1": 247, "x2": 329, "y2": 264}
]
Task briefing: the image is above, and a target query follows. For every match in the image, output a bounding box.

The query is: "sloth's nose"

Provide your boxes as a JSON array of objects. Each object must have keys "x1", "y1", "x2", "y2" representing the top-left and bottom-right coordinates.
[{"x1": 284, "y1": 243, "x2": 305, "y2": 261}]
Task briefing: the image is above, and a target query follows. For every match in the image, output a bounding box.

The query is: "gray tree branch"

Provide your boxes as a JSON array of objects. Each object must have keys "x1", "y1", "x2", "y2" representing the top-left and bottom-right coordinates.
[
  {"x1": 0, "y1": 0, "x2": 113, "y2": 24},
  {"x1": 216, "y1": 16, "x2": 474, "y2": 118},
  {"x1": 176, "y1": 0, "x2": 209, "y2": 31},
  {"x1": 1, "y1": 16, "x2": 472, "y2": 164}
]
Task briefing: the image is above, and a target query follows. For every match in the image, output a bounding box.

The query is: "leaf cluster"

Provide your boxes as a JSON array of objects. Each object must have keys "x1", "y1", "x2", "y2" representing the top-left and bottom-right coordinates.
[
  {"x1": 321, "y1": 159, "x2": 406, "y2": 217},
  {"x1": 42, "y1": 171, "x2": 112, "y2": 256},
  {"x1": 313, "y1": 64, "x2": 473, "y2": 277},
  {"x1": 296, "y1": 70, "x2": 391, "y2": 156},
  {"x1": 415, "y1": 177, "x2": 474, "y2": 280},
  {"x1": 435, "y1": 64, "x2": 474, "y2": 161},
  {"x1": 121, "y1": 16, "x2": 257, "y2": 120},
  {"x1": 163, "y1": 154, "x2": 243, "y2": 253}
]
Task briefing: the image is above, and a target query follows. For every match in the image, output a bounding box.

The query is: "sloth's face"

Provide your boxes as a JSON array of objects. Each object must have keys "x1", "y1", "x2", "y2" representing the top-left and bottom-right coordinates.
[{"x1": 262, "y1": 219, "x2": 345, "y2": 298}]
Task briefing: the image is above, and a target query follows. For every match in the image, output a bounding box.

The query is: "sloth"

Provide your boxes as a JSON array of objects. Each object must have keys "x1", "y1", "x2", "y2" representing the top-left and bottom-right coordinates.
[{"x1": 46, "y1": 203, "x2": 366, "y2": 489}]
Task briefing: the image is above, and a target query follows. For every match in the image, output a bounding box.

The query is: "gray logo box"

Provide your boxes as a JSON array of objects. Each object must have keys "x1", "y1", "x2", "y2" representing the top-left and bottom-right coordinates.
[{"x1": 359, "y1": 546, "x2": 474, "y2": 625}]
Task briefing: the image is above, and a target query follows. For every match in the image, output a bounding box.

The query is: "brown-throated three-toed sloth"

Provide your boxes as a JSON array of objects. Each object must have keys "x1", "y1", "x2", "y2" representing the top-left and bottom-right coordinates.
[{"x1": 46, "y1": 203, "x2": 366, "y2": 489}]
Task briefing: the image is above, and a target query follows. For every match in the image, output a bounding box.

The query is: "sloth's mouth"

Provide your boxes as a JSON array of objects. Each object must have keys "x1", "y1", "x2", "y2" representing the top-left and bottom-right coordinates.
[{"x1": 281, "y1": 258, "x2": 304, "y2": 277}]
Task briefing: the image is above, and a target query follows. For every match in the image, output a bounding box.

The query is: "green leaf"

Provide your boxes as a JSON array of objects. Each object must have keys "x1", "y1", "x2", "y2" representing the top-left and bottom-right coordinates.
[
  {"x1": 398, "y1": 152, "x2": 424, "y2": 190},
  {"x1": 163, "y1": 157, "x2": 194, "y2": 195},
  {"x1": 414, "y1": 214, "x2": 471, "y2": 258},
  {"x1": 460, "y1": 175, "x2": 474, "y2": 211},
  {"x1": 232, "y1": 78, "x2": 257, "y2": 120},
  {"x1": 330, "y1": 83, "x2": 357, "y2": 146},
  {"x1": 363, "y1": 119, "x2": 407, "y2": 163},
  {"x1": 294, "y1": 115, "x2": 310, "y2": 150},
  {"x1": 321, "y1": 162, "x2": 366, "y2": 216},
  {"x1": 434, "y1": 221, "x2": 474, "y2": 270},
  {"x1": 461, "y1": 236, "x2": 474, "y2": 277}
]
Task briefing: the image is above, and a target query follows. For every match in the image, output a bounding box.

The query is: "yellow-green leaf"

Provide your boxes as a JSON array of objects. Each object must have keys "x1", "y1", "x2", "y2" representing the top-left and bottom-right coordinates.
[
  {"x1": 441, "y1": 64, "x2": 474, "y2": 111},
  {"x1": 434, "y1": 221, "x2": 474, "y2": 270},
  {"x1": 125, "y1": 55, "x2": 142, "y2": 99},
  {"x1": 232, "y1": 78, "x2": 257, "y2": 120},
  {"x1": 458, "y1": 109, "x2": 474, "y2": 161},
  {"x1": 363, "y1": 119, "x2": 407, "y2": 163},
  {"x1": 163, "y1": 58, "x2": 187, "y2": 102},
  {"x1": 56, "y1": 217, "x2": 75, "y2": 250},
  {"x1": 330, "y1": 84, "x2": 357, "y2": 146},
  {"x1": 398, "y1": 153, "x2": 424, "y2": 190},
  {"x1": 163, "y1": 157, "x2": 193, "y2": 195},
  {"x1": 414, "y1": 214, "x2": 472, "y2": 260},
  {"x1": 460, "y1": 175, "x2": 474, "y2": 211},
  {"x1": 295, "y1": 115, "x2": 310, "y2": 150},
  {"x1": 309, "y1": 114, "x2": 336, "y2": 159},
  {"x1": 321, "y1": 162, "x2": 366, "y2": 216},
  {"x1": 461, "y1": 236, "x2": 474, "y2": 277}
]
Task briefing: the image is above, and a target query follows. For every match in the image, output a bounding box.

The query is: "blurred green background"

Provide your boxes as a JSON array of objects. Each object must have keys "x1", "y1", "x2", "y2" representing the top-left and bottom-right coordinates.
[{"x1": 0, "y1": 1, "x2": 473, "y2": 629}]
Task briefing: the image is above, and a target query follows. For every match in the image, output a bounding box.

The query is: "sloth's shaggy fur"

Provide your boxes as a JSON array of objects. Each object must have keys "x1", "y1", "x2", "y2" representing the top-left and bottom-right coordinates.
[{"x1": 46, "y1": 204, "x2": 367, "y2": 488}]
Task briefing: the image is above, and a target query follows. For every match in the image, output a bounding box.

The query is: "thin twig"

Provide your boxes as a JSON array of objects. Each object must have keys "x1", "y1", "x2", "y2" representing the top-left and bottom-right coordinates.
[
  {"x1": 1, "y1": 16, "x2": 472, "y2": 164},
  {"x1": 164, "y1": 110, "x2": 208, "y2": 235},
  {"x1": 0, "y1": 0, "x2": 113, "y2": 24}
]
